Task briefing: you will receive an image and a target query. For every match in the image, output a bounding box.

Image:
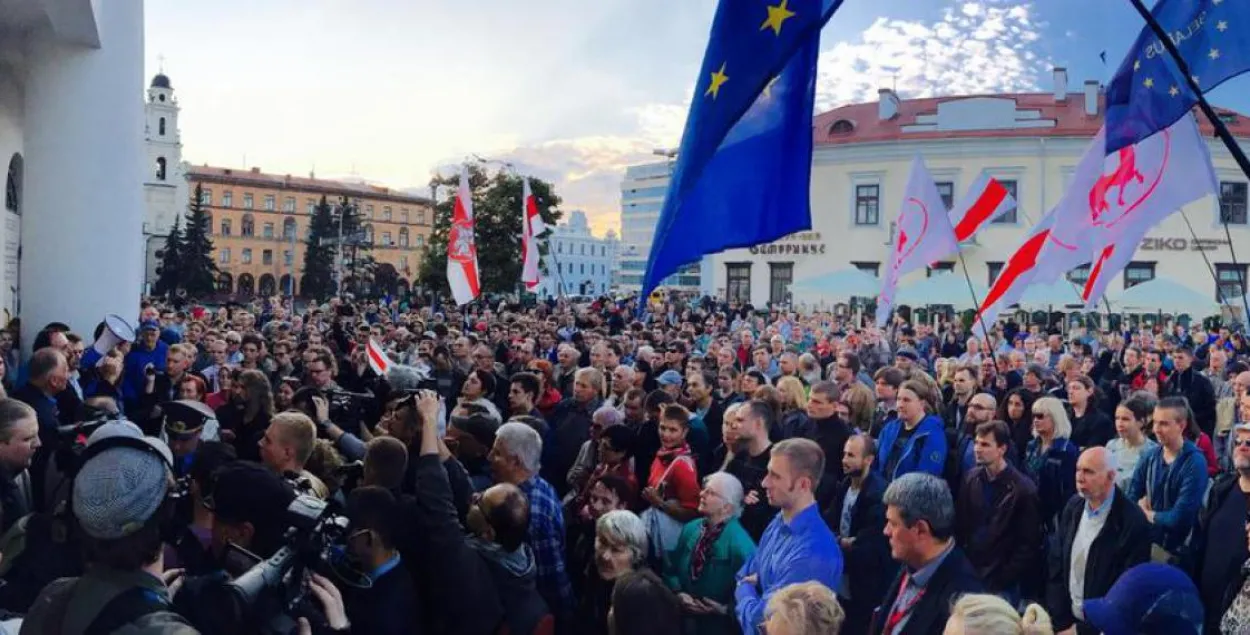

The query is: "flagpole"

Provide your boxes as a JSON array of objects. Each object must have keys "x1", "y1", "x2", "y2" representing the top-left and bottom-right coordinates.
[
  {"x1": 1126, "y1": 0, "x2": 1250, "y2": 322},
  {"x1": 957, "y1": 252, "x2": 992, "y2": 349}
]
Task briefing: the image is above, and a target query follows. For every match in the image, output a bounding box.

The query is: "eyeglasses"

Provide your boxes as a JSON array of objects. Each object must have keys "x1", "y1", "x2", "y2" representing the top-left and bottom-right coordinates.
[{"x1": 1236, "y1": 440, "x2": 1250, "y2": 449}]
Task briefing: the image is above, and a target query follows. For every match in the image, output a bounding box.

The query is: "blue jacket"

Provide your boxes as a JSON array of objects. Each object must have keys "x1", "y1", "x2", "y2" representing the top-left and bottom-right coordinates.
[
  {"x1": 875, "y1": 414, "x2": 947, "y2": 481},
  {"x1": 122, "y1": 340, "x2": 169, "y2": 403},
  {"x1": 1127, "y1": 440, "x2": 1209, "y2": 553},
  {"x1": 1023, "y1": 436, "x2": 1079, "y2": 530},
  {"x1": 734, "y1": 504, "x2": 842, "y2": 633}
]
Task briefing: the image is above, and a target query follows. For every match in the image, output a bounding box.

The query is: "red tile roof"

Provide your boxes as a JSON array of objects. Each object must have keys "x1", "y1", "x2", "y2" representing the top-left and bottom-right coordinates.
[
  {"x1": 187, "y1": 165, "x2": 430, "y2": 205},
  {"x1": 813, "y1": 90, "x2": 1250, "y2": 145}
]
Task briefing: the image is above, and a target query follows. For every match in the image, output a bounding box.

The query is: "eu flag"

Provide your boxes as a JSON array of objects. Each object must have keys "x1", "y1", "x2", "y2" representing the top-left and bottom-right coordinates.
[
  {"x1": 642, "y1": 0, "x2": 844, "y2": 295},
  {"x1": 1106, "y1": 0, "x2": 1250, "y2": 152}
]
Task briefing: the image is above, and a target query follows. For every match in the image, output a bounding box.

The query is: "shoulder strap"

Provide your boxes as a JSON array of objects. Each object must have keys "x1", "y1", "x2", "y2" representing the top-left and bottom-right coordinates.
[{"x1": 85, "y1": 586, "x2": 188, "y2": 635}]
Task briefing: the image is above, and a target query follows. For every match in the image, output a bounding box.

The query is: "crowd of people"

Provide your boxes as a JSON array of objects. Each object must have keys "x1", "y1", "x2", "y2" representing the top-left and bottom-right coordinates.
[{"x1": 0, "y1": 292, "x2": 1245, "y2": 634}]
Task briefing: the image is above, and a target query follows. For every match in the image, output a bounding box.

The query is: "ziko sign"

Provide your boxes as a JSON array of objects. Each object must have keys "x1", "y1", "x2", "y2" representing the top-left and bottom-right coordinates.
[
  {"x1": 749, "y1": 232, "x2": 827, "y2": 256},
  {"x1": 1139, "y1": 237, "x2": 1230, "y2": 252}
]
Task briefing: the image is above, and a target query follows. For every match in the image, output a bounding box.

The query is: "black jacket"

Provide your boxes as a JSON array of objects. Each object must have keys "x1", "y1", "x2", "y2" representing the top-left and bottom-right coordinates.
[
  {"x1": 955, "y1": 464, "x2": 1041, "y2": 592},
  {"x1": 1045, "y1": 487, "x2": 1150, "y2": 633},
  {"x1": 1166, "y1": 367, "x2": 1217, "y2": 437},
  {"x1": 871, "y1": 546, "x2": 984, "y2": 635},
  {"x1": 342, "y1": 562, "x2": 421, "y2": 635},
  {"x1": 1191, "y1": 473, "x2": 1248, "y2": 629},
  {"x1": 543, "y1": 397, "x2": 602, "y2": 498},
  {"x1": 824, "y1": 471, "x2": 892, "y2": 631},
  {"x1": 1069, "y1": 408, "x2": 1115, "y2": 449},
  {"x1": 411, "y1": 454, "x2": 549, "y2": 635}
]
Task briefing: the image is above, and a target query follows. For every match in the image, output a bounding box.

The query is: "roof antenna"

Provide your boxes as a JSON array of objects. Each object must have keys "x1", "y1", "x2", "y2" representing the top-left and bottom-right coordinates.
[{"x1": 157, "y1": 54, "x2": 165, "y2": 73}]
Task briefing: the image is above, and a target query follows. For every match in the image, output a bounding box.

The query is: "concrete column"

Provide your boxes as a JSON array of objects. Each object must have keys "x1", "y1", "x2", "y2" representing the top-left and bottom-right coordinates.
[{"x1": 20, "y1": 0, "x2": 145, "y2": 349}]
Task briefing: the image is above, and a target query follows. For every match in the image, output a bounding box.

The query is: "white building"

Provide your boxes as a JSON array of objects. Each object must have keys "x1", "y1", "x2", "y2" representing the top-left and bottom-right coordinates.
[
  {"x1": 708, "y1": 70, "x2": 1250, "y2": 318},
  {"x1": 143, "y1": 71, "x2": 189, "y2": 291},
  {"x1": 617, "y1": 160, "x2": 712, "y2": 295},
  {"x1": 0, "y1": 1, "x2": 146, "y2": 348},
  {"x1": 536, "y1": 210, "x2": 618, "y2": 298}
]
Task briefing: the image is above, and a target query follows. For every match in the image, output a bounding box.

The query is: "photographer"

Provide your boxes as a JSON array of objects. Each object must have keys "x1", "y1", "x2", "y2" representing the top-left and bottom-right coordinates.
[
  {"x1": 23, "y1": 420, "x2": 194, "y2": 632},
  {"x1": 410, "y1": 391, "x2": 550, "y2": 635}
]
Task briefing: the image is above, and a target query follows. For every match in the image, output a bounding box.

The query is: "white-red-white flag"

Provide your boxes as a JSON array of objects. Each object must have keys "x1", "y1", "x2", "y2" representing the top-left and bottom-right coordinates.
[
  {"x1": 446, "y1": 166, "x2": 481, "y2": 306},
  {"x1": 971, "y1": 209, "x2": 1060, "y2": 340},
  {"x1": 950, "y1": 173, "x2": 1017, "y2": 242},
  {"x1": 876, "y1": 156, "x2": 959, "y2": 326},
  {"x1": 521, "y1": 179, "x2": 547, "y2": 290},
  {"x1": 365, "y1": 338, "x2": 393, "y2": 376}
]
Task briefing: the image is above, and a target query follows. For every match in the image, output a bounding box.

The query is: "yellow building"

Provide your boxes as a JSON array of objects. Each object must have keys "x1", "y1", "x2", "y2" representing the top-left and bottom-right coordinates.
[{"x1": 187, "y1": 166, "x2": 432, "y2": 298}]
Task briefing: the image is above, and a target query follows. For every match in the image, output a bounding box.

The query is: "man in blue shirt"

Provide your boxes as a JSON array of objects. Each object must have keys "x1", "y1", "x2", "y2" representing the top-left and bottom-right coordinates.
[{"x1": 735, "y1": 438, "x2": 842, "y2": 633}]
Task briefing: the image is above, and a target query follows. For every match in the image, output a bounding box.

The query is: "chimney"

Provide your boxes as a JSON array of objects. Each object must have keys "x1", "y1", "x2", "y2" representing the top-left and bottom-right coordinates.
[
  {"x1": 1053, "y1": 67, "x2": 1068, "y2": 102},
  {"x1": 250, "y1": 166, "x2": 261, "y2": 174},
  {"x1": 878, "y1": 88, "x2": 900, "y2": 121},
  {"x1": 1083, "y1": 80, "x2": 1099, "y2": 116}
]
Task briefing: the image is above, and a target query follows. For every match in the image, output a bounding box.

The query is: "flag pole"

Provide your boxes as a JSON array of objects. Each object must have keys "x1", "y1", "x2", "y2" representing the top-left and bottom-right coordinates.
[
  {"x1": 1126, "y1": 0, "x2": 1250, "y2": 322},
  {"x1": 957, "y1": 252, "x2": 992, "y2": 350}
]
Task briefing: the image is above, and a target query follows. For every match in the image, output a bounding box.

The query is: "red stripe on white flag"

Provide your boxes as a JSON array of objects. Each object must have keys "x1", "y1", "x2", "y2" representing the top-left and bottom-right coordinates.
[
  {"x1": 366, "y1": 338, "x2": 392, "y2": 376},
  {"x1": 951, "y1": 174, "x2": 1014, "y2": 242}
]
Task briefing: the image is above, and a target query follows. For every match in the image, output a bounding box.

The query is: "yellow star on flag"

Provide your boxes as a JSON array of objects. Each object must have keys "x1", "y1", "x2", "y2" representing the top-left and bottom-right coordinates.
[
  {"x1": 1218, "y1": 20, "x2": 1228, "y2": 32},
  {"x1": 1210, "y1": 48, "x2": 1221, "y2": 60},
  {"x1": 1169, "y1": 85, "x2": 1180, "y2": 97},
  {"x1": 1133, "y1": 59, "x2": 1141, "y2": 71},
  {"x1": 1143, "y1": 77, "x2": 1154, "y2": 88},
  {"x1": 761, "y1": 0, "x2": 797, "y2": 37},
  {"x1": 762, "y1": 75, "x2": 780, "y2": 99},
  {"x1": 706, "y1": 63, "x2": 729, "y2": 99}
]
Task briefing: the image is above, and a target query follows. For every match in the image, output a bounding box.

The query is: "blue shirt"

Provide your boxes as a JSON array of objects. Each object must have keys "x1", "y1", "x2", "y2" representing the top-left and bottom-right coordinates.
[
  {"x1": 518, "y1": 475, "x2": 574, "y2": 618},
  {"x1": 735, "y1": 503, "x2": 843, "y2": 633}
]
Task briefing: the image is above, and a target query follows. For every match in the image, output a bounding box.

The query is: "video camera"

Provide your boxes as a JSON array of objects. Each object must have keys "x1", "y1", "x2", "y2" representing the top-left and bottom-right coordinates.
[{"x1": 223, "y1": 494, "x2": 367, "y2": 634}]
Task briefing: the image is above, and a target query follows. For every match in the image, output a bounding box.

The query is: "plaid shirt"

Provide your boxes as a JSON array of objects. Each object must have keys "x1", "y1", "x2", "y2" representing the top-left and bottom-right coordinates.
[{"x1": 519, "y1": 475, "x2": 574, "y2": 617}]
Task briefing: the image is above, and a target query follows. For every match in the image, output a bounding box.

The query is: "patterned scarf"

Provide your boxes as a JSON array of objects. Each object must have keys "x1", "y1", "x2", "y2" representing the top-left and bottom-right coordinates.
[{"x1": 689, "y1": 520, "x2": 727, "y2": 582}]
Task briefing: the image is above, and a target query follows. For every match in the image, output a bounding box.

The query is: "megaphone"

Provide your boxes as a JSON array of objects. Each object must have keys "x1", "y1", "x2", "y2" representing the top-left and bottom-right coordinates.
[{"x1": 92, "y1": 314, "x2": 136, "y2": 356}]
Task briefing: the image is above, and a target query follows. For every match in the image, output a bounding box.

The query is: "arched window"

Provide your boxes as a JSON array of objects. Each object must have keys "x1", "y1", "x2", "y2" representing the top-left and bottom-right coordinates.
[
  {"x1": 398, "y1": 227, "x2": 409, "y2": 247},
  {"x1": 158, "y1": 117, "x2": 166, "y2": 136},
  {"x1": 237, "y1": 273, "x2": 255, "y2": 296},
  {"x1": 283, "y1": 217, "x2": 297, "y2": 240},
  {"x1": 241, "y1": 214, "x2": 255, "y2": 236},
  {"x1": 280, "y1": 274, "x2": 295, "y2": 295},
  {"x1": 216, "y1": 272, "x2": 233, "y2": 293},
  {"x1": 829, "y1": 119, "x2": 854, "y2": 135},
  {"x1": 156, "y1": 157, "x2": 167, "y2": 181},
  {"x1": 5, "y1": 153, "x2": 22, "y2": 214},
  {"x1": 220, "y1": 218, "x2": 232, "y2": 236},
  {"x1": 258, "y1": 274, "x2": 277, "y2": 296}
]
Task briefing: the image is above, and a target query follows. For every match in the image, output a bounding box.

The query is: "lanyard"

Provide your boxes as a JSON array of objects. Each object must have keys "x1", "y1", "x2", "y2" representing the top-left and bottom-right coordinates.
[{"x1": 884, "y1": 573, "x2": 925, "y2": 634}]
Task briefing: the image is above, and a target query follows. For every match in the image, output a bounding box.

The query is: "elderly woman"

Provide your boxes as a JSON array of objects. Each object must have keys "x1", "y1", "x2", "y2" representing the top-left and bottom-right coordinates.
[
  {"x1": 944, "y1": 594, "x2": 1053, "y2": 635},
  {"x1": 1025, "y1": 396, "x2": 1079, "y2": 532},
  {"x1": 576, "y1": 509, "x2": 649, "y2": 635},
  {"x1": 761, "y1": 582, "x2": 845, "y2": 635},
  {"x1": 663, "y1": 471, "x2": 756, "y2": 635},
  {"x1": 568, "y1": 406, "x2": 630, "y2": 496}
]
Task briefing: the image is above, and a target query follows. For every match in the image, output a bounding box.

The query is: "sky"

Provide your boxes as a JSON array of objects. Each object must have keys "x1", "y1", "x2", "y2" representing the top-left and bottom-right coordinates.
[{"x1": 145, "y1": 0, "x2": 1250, "y2": 238}]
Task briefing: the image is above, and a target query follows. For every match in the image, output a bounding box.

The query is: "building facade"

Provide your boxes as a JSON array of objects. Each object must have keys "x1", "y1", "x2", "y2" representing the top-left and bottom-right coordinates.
[
  {"x1": 534, "y1": 210, "x2": 618, "y2": 298},
  {"x1": 617, "y1": 161, "x2": 712, "y2": 295},
  {"x1": 143, "y1": 72, "x2": 190, "y2": 291},
  {"x1": 708, "y1": 70, "x2": 1250, "y2": 316},
  {"x1": 1, "y1": 0, "x2": 146, "y2": 348},
  {"x1": 187, "y1": 166, "x2": 432, "y2": 298}
]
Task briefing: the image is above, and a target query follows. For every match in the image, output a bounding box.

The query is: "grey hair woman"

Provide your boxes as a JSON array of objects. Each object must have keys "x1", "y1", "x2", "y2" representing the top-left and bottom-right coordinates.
[{"x1": 594, "y1": 509, "x2": 647, "y2": 581}]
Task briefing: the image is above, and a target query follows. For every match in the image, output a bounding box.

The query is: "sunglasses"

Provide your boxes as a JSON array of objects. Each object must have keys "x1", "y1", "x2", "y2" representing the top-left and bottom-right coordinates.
[
  {"x1": 1236, "y1": 440, "x2": 1250, "y2": 449},
  {"x1": 1032, "y1": 413, "x2": 1048, "y2": 420}
]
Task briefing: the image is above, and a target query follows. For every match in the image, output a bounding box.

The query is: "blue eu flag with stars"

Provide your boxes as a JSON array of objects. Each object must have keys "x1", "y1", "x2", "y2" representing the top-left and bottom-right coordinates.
[
  {"x1": 1106, "y1": 0, "x2": 1250, "y2": 152},
  {"x1": 642, "y1": 0, "x2": 845, "y2": 295}
]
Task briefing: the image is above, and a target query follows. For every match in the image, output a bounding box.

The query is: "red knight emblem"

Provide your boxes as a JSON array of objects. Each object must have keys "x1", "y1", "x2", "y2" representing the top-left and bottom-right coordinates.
[{"x1": 447, "y1": 218, "x2": 476, "y2": 263}]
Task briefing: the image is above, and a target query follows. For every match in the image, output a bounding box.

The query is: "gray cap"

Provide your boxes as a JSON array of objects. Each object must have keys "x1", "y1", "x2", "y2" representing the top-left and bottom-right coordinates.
[
  {"x1": 73, "y1": 421, "x2": 173, "y2": 540},
  {"x1": 657, "y1": 370, "x2": 684, "y2": 386}
]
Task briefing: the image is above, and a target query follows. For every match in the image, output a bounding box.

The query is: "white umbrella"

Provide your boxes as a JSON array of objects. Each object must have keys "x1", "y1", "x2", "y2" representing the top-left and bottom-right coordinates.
[
  {"x1": 790, "y1": 268, "x2": 881, "y2": 300},
  {"x1": 1108, "y1": 276, "x2": 1221, "y2": 315},
  {"x1": 897, "y1": 272, "x2": 988, "y2": 310},
  {"x1": 1016, "y1": 279, "x2": 1086, "y2": 311}
]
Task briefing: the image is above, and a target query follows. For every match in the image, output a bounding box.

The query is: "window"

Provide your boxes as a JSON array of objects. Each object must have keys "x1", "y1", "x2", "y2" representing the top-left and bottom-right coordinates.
[
  {"x1": 418, "y1": 210, "x2": 426, "y2": 224},
  {"x1": 158, "y1": 117, "x2": 166, "y2": 136},
  {"x1": 262, "y1": 249, "x2": 273, "y2": 265},
  {"x1": 557, "y1": 243, "x2": 563, "y2": 254},
  {"x1": 852, "y1": 261, "x2": 880, "y2": 277},
  {"x1": 263, "y1": 223, "x2": 274, "y2": 239},
  {"x1": 219, "y1": 248, "x2": 230, "y2": 263},
  {"x1": 987, "y1": 261, "x2": 1004, "y2": 285},
  {"x1": 241, "y1": 248, "x2": 252, "y2": 264},
  {"x1": 364, "y1": 225, "x2": 374, "y2": 244},
  {"x1": 936, "y1": 181, "x2": 955, "y2": 211},
  {"x1": 1217, "y1": 263, "x2": 1248, "y2": 301},
  {"x1": 241, "y1": 214, "x2": 255, "y2": 237},
  {"x1": 581, "y1": 244, "x2": 586, "y2": 256},
  {"x1": 399, "y1": 227, "x2": 409, "y2": 247},
  {"x1": 829, "y1": 119, "x2": 854, "y2": 135},
  {"x1": 222, "y1": 191, "x2": 233, "y2": 208},
  {"x1": 382, "y1": 231, "x2": 392, "y2": 245},
  {"x1": 1067, "y1": 265, "x2": 1091, "y2": 286},
  {"x1": 156, "y1": 157, "x2": 167, "y2": 181},
  {"x1": 283, "y1": 197, "x2": 295, "y2": 213},
  {"x1": 400, "y1": 256, "x2": 409, "y2": 271},
  {"x1": 243, "y1": 193, "x2": 254, "y2": 209},
  {"x1": 383, "y1": 206, "x2": 392, "y2": 221},
  {"x1": 264, "y1": 195, "x2": 275, "y2": 211},
  {"x1": 284, "y1": 250, "x2": 293, "y2": 266},
  {"x1": 991, "y1": 180, "x2": 1018, "y2": 223},
  {"x1": 416, "y1": 235, "x2": 425, "y2": 247},
  {"x1": 726, "y1": 263, "x2": 752, "y2": 302},
  {"x1": 220, "y1": 219, "x2": 232, "y2": 236},
  {"x1": 927, "y1": 262, "x2": 955, "y2": 277},
  {"x1": 401, "y1": 211, "x2": 409, "y2": 223},
  {"x1": 365, "y1": 205, "x2": 374, "y2": 218},
  {"x1": 283, "y1": 218, "x2": 296, "y2": 240},
  {"x1": 306, "y1": 199, "x2": 315, "y2": 215},
  {"x1": 1220, "y1": 181, "x2": 1248, "y2": 224},
  {"x1": 855, "y1": 184, "x2": 880, "y2": 225},
  {"x1": 1124, "y1": 261, "x2": 1155, "y2": 288},
  {"x1": 198, "y1": 188, "x2": 211, "y2": 205},
  {"x1": 205, "y1": 212, "x2": 212, "y2": 234},
  {"x1": 580, "y1": 263, "x2": 585, "y2": 275},
  {"x1": 557, "y1": 263, "x2": 562, "y2": 274}
]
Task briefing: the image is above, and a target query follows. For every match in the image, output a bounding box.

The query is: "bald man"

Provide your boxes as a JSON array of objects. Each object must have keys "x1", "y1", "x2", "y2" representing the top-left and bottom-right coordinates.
[{"x1": 1046, "y1": 447, "x2": 1150, "y2": 634}]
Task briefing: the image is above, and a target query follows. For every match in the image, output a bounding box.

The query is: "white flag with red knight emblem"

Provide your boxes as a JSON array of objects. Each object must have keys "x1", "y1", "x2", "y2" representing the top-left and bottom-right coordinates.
[
  {"x1": 876, "y1": 156, "x2": 959, "y2": 326},
  {"x1": 446, "y1": 166, "x2": 481, "y2": 306},
  {"x1": 521, "y1": 179, "x2": 547, "y2": 290},
  {"x1": 1035, "y1": 116, "x2": 1216, "y2": 292}
]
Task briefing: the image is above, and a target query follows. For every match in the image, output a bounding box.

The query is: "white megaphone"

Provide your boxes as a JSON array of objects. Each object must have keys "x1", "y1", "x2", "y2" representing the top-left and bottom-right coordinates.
[{"x1": 92, "y1": 314, "x2": 136, "y2": 356}]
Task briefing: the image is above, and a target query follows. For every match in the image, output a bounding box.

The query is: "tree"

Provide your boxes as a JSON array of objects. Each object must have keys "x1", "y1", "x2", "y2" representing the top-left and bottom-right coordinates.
[
  {"x1": 302, "y1": 195, "x2": 338, "y2": 301},
  {"x1": 373, "y1": 262, "x2": 400, "y2": 297},
  {"x1": 335, "y1": 196, "x2": 375, "y2": 297},
  {"x1": 418, "y1": 163, "x2": 562, "y2": 298},
  {"x1": 153, "y1": 217, "x2": 184, "y2": 298},
  {"x1": 180, "y1": 183, "x2": 218, "y2": 298}
]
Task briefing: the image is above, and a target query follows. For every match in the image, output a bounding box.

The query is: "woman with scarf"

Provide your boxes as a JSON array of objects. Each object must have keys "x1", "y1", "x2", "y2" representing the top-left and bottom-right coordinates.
[
  {"x1": 526, "y1": 359, "x2": 564, "y2": 419},
  {"x1": 664, "y1": 471, "x2": 756, "y2": 635},
  {"x1": 641, "y1": 404, "x2": 701, "y2": 565}
]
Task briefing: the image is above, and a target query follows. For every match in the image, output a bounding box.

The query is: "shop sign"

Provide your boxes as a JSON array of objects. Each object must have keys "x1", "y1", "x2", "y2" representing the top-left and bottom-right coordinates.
[{"x1": 1139, "y1": 236, "x2": 1230, "y2": 251}]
